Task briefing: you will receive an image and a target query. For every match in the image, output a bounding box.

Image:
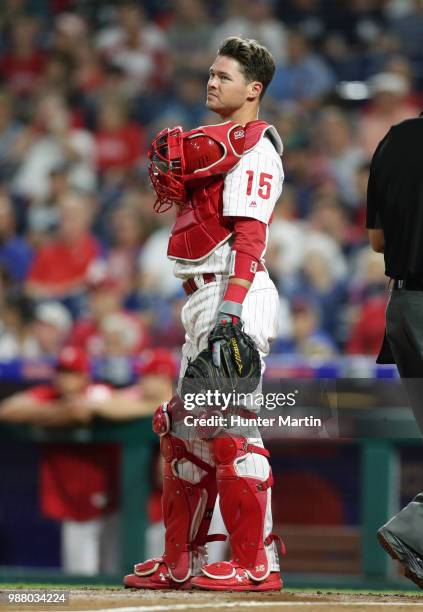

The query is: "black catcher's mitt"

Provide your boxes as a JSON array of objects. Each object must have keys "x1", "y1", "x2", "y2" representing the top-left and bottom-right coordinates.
[{"x1": 181, "y1": 321, "x2": 261, "y2": 400}]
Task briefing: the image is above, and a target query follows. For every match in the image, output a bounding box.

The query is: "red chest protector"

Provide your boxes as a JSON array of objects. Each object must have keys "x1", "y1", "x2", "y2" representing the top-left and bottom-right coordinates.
[{"x1": 167, "y1": 120, "x2": 272, "y2": 262}]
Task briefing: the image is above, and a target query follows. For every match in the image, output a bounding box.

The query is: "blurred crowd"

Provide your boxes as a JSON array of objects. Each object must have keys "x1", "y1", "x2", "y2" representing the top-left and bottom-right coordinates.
[{"x1": 0, "y1": 0, "x2": 421, "y2": 372}]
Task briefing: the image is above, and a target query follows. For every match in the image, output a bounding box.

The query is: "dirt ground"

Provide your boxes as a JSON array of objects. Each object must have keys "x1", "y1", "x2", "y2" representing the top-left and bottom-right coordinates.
[{"x1": 2, "y1": 588, "x2": 423, "y2": 612}]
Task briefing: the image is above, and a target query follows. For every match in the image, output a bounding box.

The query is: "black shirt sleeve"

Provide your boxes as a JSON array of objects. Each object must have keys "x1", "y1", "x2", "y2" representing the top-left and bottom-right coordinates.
[{"x1": 366, "y1": 129, "x2": 391, "y2": 229}]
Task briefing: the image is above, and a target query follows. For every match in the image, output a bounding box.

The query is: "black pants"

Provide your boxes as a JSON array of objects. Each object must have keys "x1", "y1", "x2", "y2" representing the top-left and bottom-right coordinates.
[
  {"x1": 386, "y1": 289, "x2": 423, "y2": 434},
  {"x1": 382, "y1": 289, "x2": 423, "y2": 554}
]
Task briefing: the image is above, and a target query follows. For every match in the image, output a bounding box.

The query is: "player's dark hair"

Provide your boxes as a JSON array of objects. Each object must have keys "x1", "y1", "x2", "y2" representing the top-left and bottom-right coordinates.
[{"x1": 217, "y1": 37, "x2": 275, "y2": 100}]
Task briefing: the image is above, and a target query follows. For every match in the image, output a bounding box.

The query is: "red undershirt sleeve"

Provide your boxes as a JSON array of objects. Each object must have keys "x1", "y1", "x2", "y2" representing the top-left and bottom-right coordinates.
[{"x1": 222, "y1": 216, "x2": 267, "y2": 304}]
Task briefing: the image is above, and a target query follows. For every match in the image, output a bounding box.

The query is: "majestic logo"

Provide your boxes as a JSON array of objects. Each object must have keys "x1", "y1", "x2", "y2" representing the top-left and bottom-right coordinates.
[{"x1": 249, "y1": 201, "x2": 257, "y2": 207}]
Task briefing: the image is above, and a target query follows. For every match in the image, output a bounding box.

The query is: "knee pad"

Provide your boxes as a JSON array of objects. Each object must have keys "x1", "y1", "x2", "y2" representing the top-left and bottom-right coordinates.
[{"x1": 153, "y1": 395, "x2": 185, "y2": 437}]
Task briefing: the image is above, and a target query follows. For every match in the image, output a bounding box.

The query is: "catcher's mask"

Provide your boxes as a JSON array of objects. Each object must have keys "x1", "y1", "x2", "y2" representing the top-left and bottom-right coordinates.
[{"x1": 148, "y1": 126, "x2": 224, "y2": 212}]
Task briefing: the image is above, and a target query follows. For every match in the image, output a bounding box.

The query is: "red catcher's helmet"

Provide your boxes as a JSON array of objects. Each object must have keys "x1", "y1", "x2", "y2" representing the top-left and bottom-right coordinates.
[{"x1": 148, "y1": 126, "x2": 224, "y2": 212}]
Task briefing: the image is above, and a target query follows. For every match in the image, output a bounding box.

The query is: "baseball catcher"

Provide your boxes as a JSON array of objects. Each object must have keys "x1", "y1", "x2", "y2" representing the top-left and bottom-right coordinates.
[{"x1": 124, "y1": 37, "x2": 285, "y2": 592}]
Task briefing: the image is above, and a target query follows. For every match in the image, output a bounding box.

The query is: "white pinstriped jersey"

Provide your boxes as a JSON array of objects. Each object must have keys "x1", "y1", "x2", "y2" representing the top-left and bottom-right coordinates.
[
  {"x1": 222, "y1": 135, "x2": 283, "y2": 223},
  {"x1": 172, "y1": 131, "x2": 283, "y2": 573},
  {"x1": 173, "y1": 132, "x2": 284, "y2": 280}
]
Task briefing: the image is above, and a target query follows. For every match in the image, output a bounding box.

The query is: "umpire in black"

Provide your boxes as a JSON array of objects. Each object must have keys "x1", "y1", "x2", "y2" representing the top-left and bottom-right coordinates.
[{"x1": 367, "y1": 114, "x2": 423, "y2": 589}]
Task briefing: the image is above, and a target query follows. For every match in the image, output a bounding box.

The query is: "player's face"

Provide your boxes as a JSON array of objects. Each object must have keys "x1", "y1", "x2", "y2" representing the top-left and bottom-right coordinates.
[
  {"x1": 207, "y1": 55, "x2": 254, "y2": 116},
  {"x1": 55, "y1": 371, "x2": 88, "y2": 397}
]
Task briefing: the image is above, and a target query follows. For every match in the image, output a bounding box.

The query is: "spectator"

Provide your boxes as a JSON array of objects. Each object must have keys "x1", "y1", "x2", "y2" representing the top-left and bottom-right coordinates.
[
  {"x1": 105, "y1": 198, "x2": 145, "y2": 297},
  {"x1": 267, "y1": 29, "x2": 335, "y2": 110},
  {"x1": 349, "y1": 246, "x2": 387, "y2": 304},
  {"x1": 358, "y1": 72, "x2": 419, "y2": 158},
  {"x1": 79, "y1": 347, "x2": 177, "y2": 421},
  {"x1": 0, "y1": 289, "x2": 38, "y2": 359},
  {"x1": 96, "y1": 1, "x2": 169, "y2": 95},
  {"x1": 273, "y1": 299, "x2": 337, "y2": 358},
  {"x1": 308, "y1": 193, "x2": 364, "y2": 254},
  {"x1": 51, "y1": 12, "x2": 89, "y2": 65},
  {"x1": 281, "y1": 139, "x2": 324, "y2": 218},
  {"x1": 0, "y1": 16, "x2": 45, "y2": 98},
  {"x1": 389, "y1": 0, "x2": 423, "y2": 87},
  {"x1": 268, "y1": 210, "x2": 306, "y2": 288},
  {"x1": 279, "y1": 0, "x2": 327, "y2": 43},
  {"x1": 26, "y1": 190, "x2": 100, "y2": 305},
  {"x1": 157, "y1": 69, "x2": 210, "y2": 129},
  {"x1": 32, "y1": 301, "x2": 72, "y2": 358},
  {"x1": 0, "y1": 190, "x2": 33, "y2": 282},
  {"x1": 346, "y1": 295, "x2": 387, "y2": 355},
  {"x1": 314, "y1": 107, "x2": 365, "y2": 208},
  {"x1": 27, "y1": 163, "x2": 69, "y2": 246},
  {"x1": 167, "y1": 0, "x2": 214, "y2": 72},
  {"x1": 211, "y1": 0, "x2": 287, "y2": 64},
  {"x1": 69, "y1": 271, "x2": 150, "y2": 361},
  {"x1": 385, "y1": 0, "x2": 414, "y2": 19},
  {"x1": 384, "y1": 54, "x2": 417, "y2": 93},
  {"x1": 271, "y1": 200, "x2": 349, "y2": 296},
  {"x1": 272, "y1": 105, "x2": 310, "y2": 151},
  {"x1": 149, "y1": 288, "x2": 186, "y2": 349},
  {"x1": 325, "y1": 0, "x2": 386, "y2": 48},
  {"x1": 95, "y1": 309, "x2": 150, "y2": 386},
  {"x1": 136, "y1": 214, "x2": 182, "y2": 300},
  {"x1": 94, "y1": 95, "x2": 145, "y2": 178},
  {"x1": 101, "y1": 311, "x2": 146, "y2": 358},
  {"x1": 303, "y1": 228, "x2": 348, "y2": 281},
  {"x1": 0, "y1": 91, "x2": 24, "y2": 181},
  {"x1": 0, "y1": 289, "x2": 72, "y2": 364},
  {"x1": 287, "y1": 248, "x2": 348, "y2": 343},
  {"x1": 12, "y1": 91, "x2": 96, "y2": 200},
  {"x1": 72, "y1": 41, "x2": 106, "y2": 98},
  {"x1": 323, "y1": 29, "x2": 363, "y2": 82},
  {"x1": 39, "y1": 51, "x2": 75, "y2": 99}
]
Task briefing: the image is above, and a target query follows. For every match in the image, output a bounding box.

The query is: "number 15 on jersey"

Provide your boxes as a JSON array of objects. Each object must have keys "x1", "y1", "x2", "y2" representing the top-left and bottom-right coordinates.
[{"x1": 245, "y1": 170, "x2": 273, "y2": 200}]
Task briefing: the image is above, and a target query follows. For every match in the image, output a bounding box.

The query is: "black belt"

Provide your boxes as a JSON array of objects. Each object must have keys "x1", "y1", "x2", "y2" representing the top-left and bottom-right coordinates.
[{"x1": 393, "y1": 279, "x2": 423, "y2": 291}]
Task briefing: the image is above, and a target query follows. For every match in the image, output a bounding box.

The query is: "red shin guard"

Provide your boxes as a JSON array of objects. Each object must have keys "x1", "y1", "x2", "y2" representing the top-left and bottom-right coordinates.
[
  {"x1": 212, "y1": 435, "x2": 277, "y2": 581},
  {"x1": 160, "y1": 434, "x2": 219, "y2": 582}
]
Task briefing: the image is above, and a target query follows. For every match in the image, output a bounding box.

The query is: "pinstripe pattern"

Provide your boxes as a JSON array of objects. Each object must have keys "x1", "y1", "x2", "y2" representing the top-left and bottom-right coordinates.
[
  {"x1": 223, "y1": 137, "x2": 283, "y2": 223},
  {"x1": 172, "y1": 272, "x2": 280, "y2": 571},
  {"x1": 169, "y1": 130, "x2": 283, "y2": 573},
  {"x1": 177, "y1": 271, "x2": 279, "y2": 382},
  {"x1": 173, "y1": 133, "x2": 284, "y2": 280},
  {"x1": 174, "y1": 241, "x2": 233, "y2": 278}
]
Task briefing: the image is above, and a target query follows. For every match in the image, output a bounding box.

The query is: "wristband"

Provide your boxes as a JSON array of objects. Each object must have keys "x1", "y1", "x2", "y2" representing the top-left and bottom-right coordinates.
[
  {"x1": 217, "y1": 299, "x2": 242, "y2": 325},
  {"x1": 223, "y1": 282, "x2": 249, "y2": 305}
]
